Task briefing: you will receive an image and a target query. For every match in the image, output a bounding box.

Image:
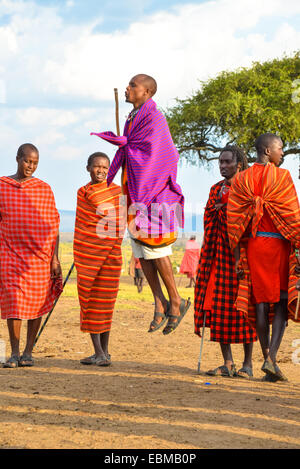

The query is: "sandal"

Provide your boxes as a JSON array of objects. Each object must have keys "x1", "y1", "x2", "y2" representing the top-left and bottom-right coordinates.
[
  {"x1": 206, "y1": 364, "x2": 237, "y2": 378},
  {"x1": 162, "y1": 298, "x2": 191, "y2": 335},
  {"x1": 80, "y1": 354, "x2": 97, "y2": 365},
  {"x1": 237, "y1": 366, "x2": 253, "y2": 379},
  {"x1": 3, "y1": 354, "x2": 19, "y2": 368},
  {"x1": 96, "y1": 356, "x2": 111, "y2": 367},
  {"x1": 19, "y1": 354, "x2": 34, "y2": 367},
  {"x1": 262, "y1": 374, "x2": 278, "y2": 383},
  {"x1": 274, "y1": 364, "x2": 288, "y2": 382},
  {"x1": 148, "y1": 301, "x2": 170, "y2": 333},
  {"x1": 261, "y1": 359, "x2": 276, "y2": 377},
  {"x1": 81, "y1": 352, "x2": 111, "y2": 365}
]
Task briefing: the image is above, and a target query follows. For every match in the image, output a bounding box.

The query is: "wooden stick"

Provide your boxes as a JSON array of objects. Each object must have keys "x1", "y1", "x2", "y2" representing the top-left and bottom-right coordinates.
[
  {"x1": 114, "y1": 88, "x2": 120, "y2": 137},
  {"x1": 33, "y1": 263, "x2": 75, "y2": 348},
  {"x1": 296, "y1": 291, "x2": 300, "y2": 321},
  {"x1": 197, "y1": 311, "x2": 206, "y2": 374}
]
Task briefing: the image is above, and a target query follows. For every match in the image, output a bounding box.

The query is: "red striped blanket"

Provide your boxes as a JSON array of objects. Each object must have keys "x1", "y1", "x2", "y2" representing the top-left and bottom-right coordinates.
[{"x1": 74, "y1": 181, "x2": 124, "y2": 334}]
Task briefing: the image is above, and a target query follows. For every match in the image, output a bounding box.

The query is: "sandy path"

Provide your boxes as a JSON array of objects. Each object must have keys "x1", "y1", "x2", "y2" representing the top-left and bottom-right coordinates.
[{"x1": 0, "y1": 278, "x2": 300, "y2": 449}]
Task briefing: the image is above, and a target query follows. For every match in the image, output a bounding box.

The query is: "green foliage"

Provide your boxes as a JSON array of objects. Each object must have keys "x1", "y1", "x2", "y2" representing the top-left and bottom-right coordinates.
[{"x1": 165, "y1": 52, "x2": 300, "y2": 164}]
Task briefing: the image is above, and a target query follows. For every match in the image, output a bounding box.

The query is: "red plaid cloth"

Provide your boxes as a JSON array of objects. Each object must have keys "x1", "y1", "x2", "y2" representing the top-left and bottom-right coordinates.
[
  {"x1": 194, "y1": 181, "x2": 257, "y2": 344},
  {"x1": 0, "y1": 176, "x2": 62, "y2": 320}
]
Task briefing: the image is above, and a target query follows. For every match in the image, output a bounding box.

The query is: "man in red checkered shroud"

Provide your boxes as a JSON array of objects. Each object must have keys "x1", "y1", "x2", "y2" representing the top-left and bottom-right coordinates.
[
  {"x1": 194, "y1": 146, "x2": 257, "y2": 378},
  {"x1": 0, "y1": 144, "x2": 63, "y2": 368}
]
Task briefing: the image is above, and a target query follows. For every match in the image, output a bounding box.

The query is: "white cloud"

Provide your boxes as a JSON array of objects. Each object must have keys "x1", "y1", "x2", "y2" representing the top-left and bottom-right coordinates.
[
  {"x1": 0, "y1": 78, "x2": 6, "y2": 103},
  {"x1": 0, "y1": 0, "x2": 299, "y2": 209},
  {"x1": 52, "y1": 144, "x2": 83, "y2": 160},
  {"x1": 34, "y1": 0, "x2": 300, "y2": 108},
  {"x1": 0, "y1": 0, "x2": 299, "y2": 109},
  {"x1": 15, "y1": 107, "x2": 97, "y2": 127},
  {"x1": 34, "y1": 130, "x2": 65, "y2": 146}
]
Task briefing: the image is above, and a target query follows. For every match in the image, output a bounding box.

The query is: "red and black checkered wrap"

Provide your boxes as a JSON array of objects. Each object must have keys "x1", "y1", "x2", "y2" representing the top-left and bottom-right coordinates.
[{"x1": 194, "y1": 181, "x2": 257, "y2": 344}]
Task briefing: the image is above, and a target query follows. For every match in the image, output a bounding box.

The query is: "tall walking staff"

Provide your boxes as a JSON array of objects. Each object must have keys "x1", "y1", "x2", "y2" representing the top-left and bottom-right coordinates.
[
  {"x1": 197, "y1": 311, "x2": 206, "y2": 374},
  {"x1": 296, "y1": 293, "x2": 300, "y2": 321},
  {"x1": 33, "y1": 262, "x2": 74, "y2": 347},
  {"x1": 114, "y1": 88, "x2": 120, "y2": 137}
]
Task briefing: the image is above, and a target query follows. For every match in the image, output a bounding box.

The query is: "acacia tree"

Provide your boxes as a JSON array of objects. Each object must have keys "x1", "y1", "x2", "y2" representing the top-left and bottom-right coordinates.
[{"x1": 165, "y1": 52, "x2": 300, "y2": 165}]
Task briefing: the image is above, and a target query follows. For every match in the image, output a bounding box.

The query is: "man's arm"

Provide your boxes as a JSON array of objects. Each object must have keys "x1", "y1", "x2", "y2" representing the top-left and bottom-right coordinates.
[
  {"x1": 51, "y1": 233, "x2": 62, "y2": 279},
  {"x1": 234, "y1": 244, "x2": 244, "y2": 280}
]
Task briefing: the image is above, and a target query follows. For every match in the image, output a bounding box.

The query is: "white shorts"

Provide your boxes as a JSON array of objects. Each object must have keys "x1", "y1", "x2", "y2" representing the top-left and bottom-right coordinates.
[{"x1": 130, "y1": 237, "x2": 173, "y2": 260}]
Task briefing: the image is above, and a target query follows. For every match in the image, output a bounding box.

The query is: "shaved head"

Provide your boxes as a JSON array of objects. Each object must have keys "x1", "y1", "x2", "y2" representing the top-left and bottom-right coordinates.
[
  {"x1": 254, "y1": 133, "x2": 281, "y2": 156},
  {"x1": 133, "y1": 74, "x2": 157, "y2": 97},
  {"x1": 17, "y1": 143, "x2": 39, "y2": 160}
]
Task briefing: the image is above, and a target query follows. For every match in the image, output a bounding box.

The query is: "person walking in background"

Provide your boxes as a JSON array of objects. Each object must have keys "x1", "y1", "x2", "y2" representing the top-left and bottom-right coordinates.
[
  {"x1": 179, "y1": 236, "x2": 200, "y2": 288},
  {"x1": 129, "y1": 255, "x2": 145, "y2": 293}
]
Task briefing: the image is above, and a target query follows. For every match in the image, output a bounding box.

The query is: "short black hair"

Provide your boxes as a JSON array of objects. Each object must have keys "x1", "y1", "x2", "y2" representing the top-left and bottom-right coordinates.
[
  {"x1": 254, "y1": 133, "x2": 282, "y2": 155},
  {"x1": 220, "y1": 145, "x2": 248, "y2": 171},
  {"x1": 87, "y1": 152, "x2": 110, "y2": 167},
  {"x1": 17, "y1": 143, "x2": 39, "y2": 159}
]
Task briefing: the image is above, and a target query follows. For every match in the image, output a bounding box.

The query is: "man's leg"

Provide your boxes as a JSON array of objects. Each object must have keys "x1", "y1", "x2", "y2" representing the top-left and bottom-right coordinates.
[
  {"x1": 154, "y1": 256, "x2": 181, "y2": 318},
  {"x1": 23, "y1": 318, "x2": 42, "y2": 355},
  {"x1": 17, "y1": 318, "x2": 42, "y2": 366},
  {"x1": 85, "y1": 333, "x2": 110, "y2": 366},
  {"x1": 207, "y1": 344, "x2": 236, "y2": 377},
  {"x1": 186, "y1": 277, "x2": 193, "y2": 288},
  {"x1": 269, "y1": 299, "x2": 287, "y2": 364},
  {"x1": 100, "y1": 331, "x2": 110, "y2": 358},
  {"x1": 154, "y1": 256, "x2": 190, "y2": 334},
  {"x1": 80, "y1": 333, "x2": 108, "y2": 365},
  {"x1": 90, "y1": 333, "x2": 106, "y2": 359},
  {"x1": 220, "y1": 343, "x2": 234, "y2": 368},
  {"x1": 7, "y1": 319, "x2": 22, "y2": 357},
  {"x1": 139, "y1": 258, "x2": 169, "y2": 329},
  {"x1": 255, "y1": 303, "x2": 270, "y2": 360},
  {"x1": 243, "y1": 343, "x2": 253, "y2": 369}
]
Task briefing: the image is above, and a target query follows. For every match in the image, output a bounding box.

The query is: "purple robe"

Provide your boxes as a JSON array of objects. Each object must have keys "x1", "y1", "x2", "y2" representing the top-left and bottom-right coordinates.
[{"x1": 91, "y1": 98, "x2": 184, "y2": 239}]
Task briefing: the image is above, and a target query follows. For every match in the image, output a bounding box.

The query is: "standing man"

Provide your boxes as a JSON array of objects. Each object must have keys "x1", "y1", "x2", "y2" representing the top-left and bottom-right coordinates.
[
  {"x1": 194, "y1": 146, "x2": 256, "y2": 378},
  {"x1": 91, "y1": 74, "x2": 190, "y2": 335},
  {"x1": 227, "y1": 133, "x2": 300, "y2": 381}
]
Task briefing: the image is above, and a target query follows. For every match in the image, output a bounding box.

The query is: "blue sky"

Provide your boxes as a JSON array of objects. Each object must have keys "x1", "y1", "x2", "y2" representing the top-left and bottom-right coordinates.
[{"x1": 0, "y1": 0, "x2": 299, "y2": 217}]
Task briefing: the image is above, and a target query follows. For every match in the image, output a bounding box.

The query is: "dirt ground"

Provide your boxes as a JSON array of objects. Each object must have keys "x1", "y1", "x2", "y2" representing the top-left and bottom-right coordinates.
[{"x1": 0, "y1": 275, "x2": 300, "y2": 450}]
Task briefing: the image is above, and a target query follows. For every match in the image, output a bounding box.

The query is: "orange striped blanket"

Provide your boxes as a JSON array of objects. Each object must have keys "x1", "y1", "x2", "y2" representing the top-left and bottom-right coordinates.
[
  {"x1": 227, "y1": 163, "x2": 300, "y2": 326},
  {"x1": 74, "y1": 181, "x2": 124, "y2": 334}
]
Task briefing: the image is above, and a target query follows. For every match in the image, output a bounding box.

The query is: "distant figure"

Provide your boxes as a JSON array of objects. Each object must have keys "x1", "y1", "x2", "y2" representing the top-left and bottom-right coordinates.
[
  {"x1": 1, "y1": 143, "x2": 62, "y2": 368},
  {"x1": 129, "y1": 255, "x2": 145, "y2": 293},
  {"x1": 74, "y1": 152, "x2": 124, "y2": 367},
  {"x1": 180, "y1": 236, "x2": 200, "y2": 287}
]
